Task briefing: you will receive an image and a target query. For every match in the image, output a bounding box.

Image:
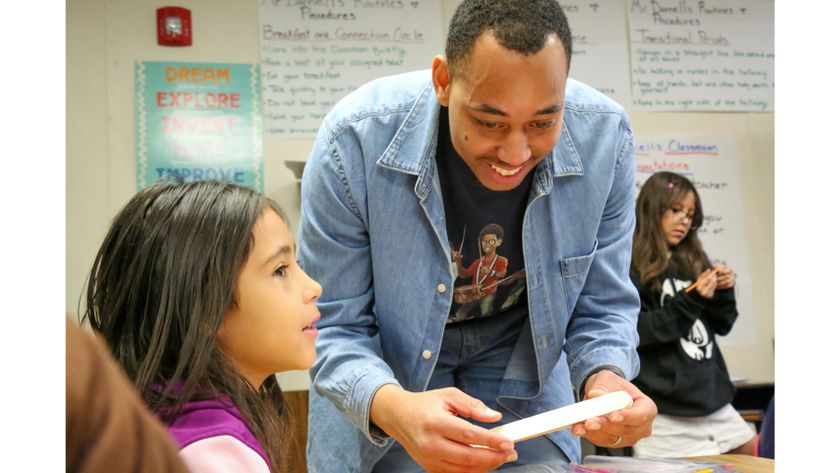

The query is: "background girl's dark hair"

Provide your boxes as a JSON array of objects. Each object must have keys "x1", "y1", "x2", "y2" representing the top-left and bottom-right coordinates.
[
  {"x1": 83, "y1": 180, "x2": 291, "y2": 472},
  {"x1": 632, "y1": 171, "x2": 712, "y2": 292}
]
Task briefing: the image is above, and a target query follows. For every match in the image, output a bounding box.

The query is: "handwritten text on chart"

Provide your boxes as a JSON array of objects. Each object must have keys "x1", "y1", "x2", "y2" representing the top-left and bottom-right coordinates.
[
  {"x1": 634, "y1": 138, "x2": 728, "y2": 233},
  {"x1": 553, "y1": 1, "x2": 634, "y2": 109},
  {"x1": 263, "y1": 26, "x2": 424, "y2": 42},
  {"x1": 258, "y1": 0, "x2": 443, "y2": 138},
  {"x1": 628, "y1": 0, "x2": 774, "y2": 111},
  {"x1": 628, "y1": 0, "x2": 751, "y2": 26}
]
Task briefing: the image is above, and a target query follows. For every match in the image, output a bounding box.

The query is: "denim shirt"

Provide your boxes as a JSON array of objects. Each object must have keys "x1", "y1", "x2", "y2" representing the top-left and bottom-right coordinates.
[{"x1": 298, "y1": 69, "x2": 641, "y2": 473}]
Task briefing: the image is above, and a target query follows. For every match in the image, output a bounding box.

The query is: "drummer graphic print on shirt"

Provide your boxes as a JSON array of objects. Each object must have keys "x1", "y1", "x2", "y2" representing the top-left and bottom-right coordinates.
[{"x1": 449, "y1": 223, "x2": 526, "y2": 323}]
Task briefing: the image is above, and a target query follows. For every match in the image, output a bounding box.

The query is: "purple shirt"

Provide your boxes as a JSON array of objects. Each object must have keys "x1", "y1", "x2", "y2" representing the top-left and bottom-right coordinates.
[{"x1": 162, "y1": 397, "x2": 270, "y2": 469}]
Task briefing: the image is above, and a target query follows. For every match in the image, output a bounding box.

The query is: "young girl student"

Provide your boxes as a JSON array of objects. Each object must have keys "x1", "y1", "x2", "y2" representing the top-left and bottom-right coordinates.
[
  {"x1": 83, "y1": 180, "x2": 322, "y2": 472},
  {"x1": 629, "y1": 171, "x2": 756, "y2": 458}
]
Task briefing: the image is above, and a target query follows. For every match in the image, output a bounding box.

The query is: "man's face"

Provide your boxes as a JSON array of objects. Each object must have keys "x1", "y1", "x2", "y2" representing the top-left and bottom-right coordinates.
[{"x1": 433, "y1": 31, "x2": 568, "y2": 191}]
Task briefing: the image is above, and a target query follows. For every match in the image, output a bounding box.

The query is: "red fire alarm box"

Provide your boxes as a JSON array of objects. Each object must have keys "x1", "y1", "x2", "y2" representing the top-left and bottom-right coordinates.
[{"x1": 157, "y1": 7, "x2": 192, "y2": 46}]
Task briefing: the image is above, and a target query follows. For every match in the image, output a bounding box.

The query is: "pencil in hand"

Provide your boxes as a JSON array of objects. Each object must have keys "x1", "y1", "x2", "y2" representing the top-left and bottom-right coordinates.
[{"x1": 684, "y1": 266, "x2": 721, "y2": 293}]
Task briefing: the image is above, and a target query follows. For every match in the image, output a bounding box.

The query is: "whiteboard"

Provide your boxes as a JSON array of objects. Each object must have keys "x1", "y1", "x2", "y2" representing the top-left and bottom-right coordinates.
[
  {"x1": 258, "y1": 0, "x2": 444, "y2": 138},
  {"x1": 635, "y1": 135, "x2": 756, "y2": 345}
]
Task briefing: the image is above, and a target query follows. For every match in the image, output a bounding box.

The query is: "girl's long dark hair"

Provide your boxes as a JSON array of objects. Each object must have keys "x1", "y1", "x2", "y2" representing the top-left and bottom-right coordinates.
[
  {"x1": 631, "y1": 171, "x2": 712, "y2": 293},
  {"x1": 83, "y1": 180, "x2": 291, "y2": 472}
]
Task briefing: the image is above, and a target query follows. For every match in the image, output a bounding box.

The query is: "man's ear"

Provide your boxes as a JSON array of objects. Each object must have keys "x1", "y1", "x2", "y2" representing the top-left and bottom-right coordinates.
[{"x1": 432, "y1": 55, "x2": 451, "y2": 107}]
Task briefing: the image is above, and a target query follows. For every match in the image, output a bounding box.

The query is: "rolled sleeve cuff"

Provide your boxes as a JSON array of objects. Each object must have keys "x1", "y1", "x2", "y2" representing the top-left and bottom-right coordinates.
[
  {"x1": 346, "y1": 367, "x2": 401, "y2": 446},
  {"x1": 576, "y1": 364, "x2": 625, "y2": 402},
  {"x1": 570, "y1": 347, "x2": 635, "y2": 400}
]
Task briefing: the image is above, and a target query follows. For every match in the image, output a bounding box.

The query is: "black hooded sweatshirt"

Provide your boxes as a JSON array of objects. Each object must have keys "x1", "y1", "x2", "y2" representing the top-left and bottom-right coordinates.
[{"x1": 631, "y1": 265, "x2": 739, "y2": 416}]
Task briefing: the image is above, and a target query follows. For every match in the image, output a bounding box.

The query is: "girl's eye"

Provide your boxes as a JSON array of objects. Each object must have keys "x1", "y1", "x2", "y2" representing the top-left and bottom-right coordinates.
[
  {"x1": 669, "y1": 208, "x2": 695, "y2": 220},
  {"x1": 273, "y1": 265, "x2": 288, "y2": 278}
]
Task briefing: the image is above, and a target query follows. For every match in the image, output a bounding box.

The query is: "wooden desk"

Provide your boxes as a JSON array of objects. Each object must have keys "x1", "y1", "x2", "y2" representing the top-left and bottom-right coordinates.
[{"x1": 688, "y1": 454, "x2": 774, "y2": 473}]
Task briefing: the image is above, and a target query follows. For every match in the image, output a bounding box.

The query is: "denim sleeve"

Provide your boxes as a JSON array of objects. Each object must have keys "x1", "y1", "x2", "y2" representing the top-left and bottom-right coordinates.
[
  {"x1": 298, "y1": 126, "x2": 400, "y2": 446},
  {"x1": 577, "y1": 365, "x2": 626, "y2": 402},
  {"x1": 565, "y1": 117, "x2": 642, "y2": 391}
]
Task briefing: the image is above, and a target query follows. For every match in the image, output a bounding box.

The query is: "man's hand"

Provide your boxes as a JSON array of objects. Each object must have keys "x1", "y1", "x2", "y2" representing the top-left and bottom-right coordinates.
[
  {"x1": 570, "y1": 370, "x2": 657, "y2": 449},
  {"x1": 370, "y1": 385, "x2": 517, "y2": 473}
]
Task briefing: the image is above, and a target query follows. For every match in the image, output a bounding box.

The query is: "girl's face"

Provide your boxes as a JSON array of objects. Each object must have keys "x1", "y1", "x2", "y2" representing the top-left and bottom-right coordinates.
[
  {"x1": 661, "y1": 191, "x2": 697, "y2": 248},
  {"x1": 218, "y1": 210, "x2": 322, "y2": 388}
]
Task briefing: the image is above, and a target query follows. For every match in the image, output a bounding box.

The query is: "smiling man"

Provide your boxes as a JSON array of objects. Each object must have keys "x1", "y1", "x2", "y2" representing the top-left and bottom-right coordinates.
[{"x1": 298, "y1": 1, "x2": 657, "y2": 472}]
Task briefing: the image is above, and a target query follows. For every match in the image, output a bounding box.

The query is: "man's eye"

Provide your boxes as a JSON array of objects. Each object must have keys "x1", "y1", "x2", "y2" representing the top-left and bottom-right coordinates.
[
  {"x1": 531, "y1": 120, "x2": 555, "y2": 129},
  {"x1": 477, "y1": 119, "x2": 501, "y2": 129}
]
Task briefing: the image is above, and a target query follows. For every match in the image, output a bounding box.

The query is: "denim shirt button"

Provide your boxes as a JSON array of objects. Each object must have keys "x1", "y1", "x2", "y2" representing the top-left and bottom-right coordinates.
[
  {"x1": 422, "y1": 350, "x2": 432, "y2": 360},
  {"x1": 436, "y1": 283, "x2": 447, "y2": 293}
]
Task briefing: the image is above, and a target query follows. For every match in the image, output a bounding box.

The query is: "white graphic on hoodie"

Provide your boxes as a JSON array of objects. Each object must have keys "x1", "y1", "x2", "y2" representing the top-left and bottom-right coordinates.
[{"x1": 662, "y1": 278, "x2": 714, "y2": 361}]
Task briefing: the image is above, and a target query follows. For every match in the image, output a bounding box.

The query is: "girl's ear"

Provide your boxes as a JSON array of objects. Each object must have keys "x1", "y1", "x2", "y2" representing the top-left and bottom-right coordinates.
[{"x1": 432, "y1": 55, "x2": 451, "y2": 107}]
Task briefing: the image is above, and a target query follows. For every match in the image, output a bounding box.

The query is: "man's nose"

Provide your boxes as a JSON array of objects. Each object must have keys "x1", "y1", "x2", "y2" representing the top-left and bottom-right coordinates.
[{"x1": 497, "y1": 131, "x2": 531, "y2": 166}]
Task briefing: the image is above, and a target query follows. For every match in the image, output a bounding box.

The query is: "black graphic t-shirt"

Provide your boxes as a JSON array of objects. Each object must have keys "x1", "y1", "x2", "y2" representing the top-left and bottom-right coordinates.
[{"x1": 436, "y1": 108, "x2": 532, "y2": 324}]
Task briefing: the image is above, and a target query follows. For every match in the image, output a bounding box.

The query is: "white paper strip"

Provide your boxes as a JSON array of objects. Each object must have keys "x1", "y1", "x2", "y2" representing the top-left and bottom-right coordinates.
[{"x1": 491, "y1": 391, "x2": 633, "y2": 443}]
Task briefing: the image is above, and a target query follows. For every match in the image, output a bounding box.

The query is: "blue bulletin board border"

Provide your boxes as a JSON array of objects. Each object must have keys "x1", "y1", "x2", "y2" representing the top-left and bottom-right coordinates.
[{"x1": 135, "y1": 61, "x2": 264, "y2": 192}]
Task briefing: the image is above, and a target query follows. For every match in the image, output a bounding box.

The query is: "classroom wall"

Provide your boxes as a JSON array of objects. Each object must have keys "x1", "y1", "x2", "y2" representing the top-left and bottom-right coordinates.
[{"x1": 67, "y1": 0, "x2": 774, "y2": 389}]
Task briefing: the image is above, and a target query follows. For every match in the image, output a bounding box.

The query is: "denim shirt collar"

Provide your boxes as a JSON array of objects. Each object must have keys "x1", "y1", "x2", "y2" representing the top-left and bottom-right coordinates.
[{"x1": 374, "y1": 80, "x2": 584, "y2": 198}]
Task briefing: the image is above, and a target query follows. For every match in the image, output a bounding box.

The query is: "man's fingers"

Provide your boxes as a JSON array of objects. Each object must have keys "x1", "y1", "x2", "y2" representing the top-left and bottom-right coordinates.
[
  {"x1": 431, "y1": 399, "x2": 513, "y2": 451},
  {"x1": 583, "y1": 415, "x2": 611, "y2": 431},
  {"x1": 442, "y1": 419, "x2": 513, "y2": 451},
  {"x1": 445, "y1": 389, "x2": 503, "y2": 423},
  {"x1": 437, "y1": 453, "x2": 515, "y2": 473},
  {"x1": 428, "y1": 433, "x2": 515, "y2": 471}
]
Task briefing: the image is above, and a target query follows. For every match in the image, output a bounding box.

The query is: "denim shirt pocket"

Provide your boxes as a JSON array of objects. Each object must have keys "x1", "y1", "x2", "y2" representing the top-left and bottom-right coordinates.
[{"x1": 558, "y1": 239, "x2": 598, "y2": 314}]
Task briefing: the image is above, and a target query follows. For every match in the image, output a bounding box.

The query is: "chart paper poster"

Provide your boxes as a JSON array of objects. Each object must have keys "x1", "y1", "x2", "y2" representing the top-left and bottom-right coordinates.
[
  {"x1": 562, "y1": 0, "x2": 633, "y2": 109},
  {"x1": 635, "y1": 135, "x2": 756, "y2": 345},
  {"x1": 627, "y1": 0, "x2": 774, "y2": 111},
  {"x1": 135, "y1": 61, "x2": 264, "y2": 191},
  {"x1": 258, "y1": 0, "x2": 444, "y2": 138}
]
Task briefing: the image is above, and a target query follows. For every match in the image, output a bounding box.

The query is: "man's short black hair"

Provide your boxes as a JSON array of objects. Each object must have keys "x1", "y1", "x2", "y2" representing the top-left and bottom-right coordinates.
[{"x1": 445, "y1": 0, "x2": 572, "y2": 78}]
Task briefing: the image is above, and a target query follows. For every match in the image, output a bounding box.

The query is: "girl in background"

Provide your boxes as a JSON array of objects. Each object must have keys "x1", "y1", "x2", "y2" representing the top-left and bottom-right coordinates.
[
  {"x1": 83, "y1": 180, "x2": 322, "y2": 472},
  {"x1": 630, "y1": 171, "x2": 756, "y2": 458}
]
